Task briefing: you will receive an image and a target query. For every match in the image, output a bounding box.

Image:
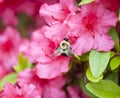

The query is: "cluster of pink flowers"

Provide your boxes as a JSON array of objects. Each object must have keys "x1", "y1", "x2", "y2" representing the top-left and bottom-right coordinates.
[
  {"x1": 0, "y1": 0, "x2": 59, "y2": 30},
  {"x1": 0, "y1": 27, "x2": 22, "y2": 78},
  {"x1": 20, "y1": 0, "x2": 118, "y2": 79},
  {"x1": 0, "y1": 0, "x2": 119, "y2": 98}
]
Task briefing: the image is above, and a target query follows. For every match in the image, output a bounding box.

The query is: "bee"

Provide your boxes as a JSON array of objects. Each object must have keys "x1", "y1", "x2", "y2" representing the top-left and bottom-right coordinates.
[{"x1": 53, "y1": 38, "x2": 72, "y2": 57}]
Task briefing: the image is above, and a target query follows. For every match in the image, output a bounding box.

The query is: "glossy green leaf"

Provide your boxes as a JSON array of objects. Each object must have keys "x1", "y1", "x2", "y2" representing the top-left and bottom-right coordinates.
[
  {"x1": 86, "y1": 80, "x2": 120, "y2": 98},
  {"x1": 14, "y1": 53, "x2": 32, "y2": 73},
  {"x1": 78, "y1": 0, "x2": 94, "y2": 6},
  {"x1": 89, "y1": 50, "x2": 110, "y2": 78},
  {"x1": 109, "y1": 28, "x2": 119, "y2": 51},
  {"x1": 110, "y1": 56, "x2": 120, "y2": 70},
  {"x1": 86, "y1": 67, "x2": 103, "y2": 82},
  {"x1": 0, "y1": 73, "x2": 17, "y2": 90}
]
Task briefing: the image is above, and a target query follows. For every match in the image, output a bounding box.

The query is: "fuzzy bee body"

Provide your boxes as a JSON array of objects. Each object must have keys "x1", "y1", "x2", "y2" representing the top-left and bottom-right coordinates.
[{"x1": 53, "y1": 38, "x2": 72, "y2": 57}]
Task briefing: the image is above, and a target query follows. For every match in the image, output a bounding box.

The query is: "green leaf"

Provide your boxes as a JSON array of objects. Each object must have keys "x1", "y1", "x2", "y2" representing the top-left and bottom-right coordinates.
[
  {"x1": 14, "y1": 53, "x2": 32, "y2": 73},
  {"x1": 79, "y1": 76, "x2": 98, "y2": 98},
  {"x1": 110, "y1": 51, "x2": 115, "y2": 58},
  {"x1": 109, "y1": 28, "x2": 119, "y2": 51},
  {"x1": 80, "y1": 52, "x2": 89, "y2": 61},
  {"x1": 105, "y1": 72, "x2": 118, "y2": 83},
  {"x1": 86, "y1": 67, "x2": 103, "y2": 82},
  {"x1": 0, "y1": 73, "x2": 17, "y2": 90},
  {"x1": 110, "y1": 56, "x2": 120, "y2": 70},
  {"x1": 86, "y1": 80, "x2": 120, "y2": 98},
  {"x1": 89, "y1": 50, "x2": 110, "y2": 78},
  {"x1": 78, "y1": 0, "x2": 94, "y2": 6}
]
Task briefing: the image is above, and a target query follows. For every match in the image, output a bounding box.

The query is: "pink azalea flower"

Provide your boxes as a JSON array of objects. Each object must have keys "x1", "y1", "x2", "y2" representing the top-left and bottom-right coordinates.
[
  {"x1": 40, "y1": 0, "x2": 80, "y2": 26},
  {"x1": 0, "y1": 27, "x2": 22, "y2": 71},
  {"x1": 20, "y1": 28, "x2": 70, "y2": 79},
  {"x1": 41, "y1": 76, "x2": 66, "y2": 98},
  {"x1": 15, "y1": 1, "x2": 35, "y2": 16},
  {"x1": 1, "y1": 8, "x2": 18, "y2": 26},
  {"x1": 97, "y1": 0, "x2": 120, "y2": 12},
  {"x1": 67, "y1": 2, "x2": 118, "y2": 55},
  {"x1": 18, "y1": 69, "x2": 66, "y2": 98},
  {"x1": 1, "y1": 83, "x2": 41, "y2": 98},
  {"x1": 15, "y1": 0, "x2": 59, "y2": 16},
  {"x1": 40, "y1": 1, "x2": 118, "y2": 55},
  {"x1": 42, "y1": 23, "x2": 70, "y2": 44},
  {"x1": 18, "y1": 69, "x2": 43, "y2": 97},
  {"x1": 0, "y1": 0, "x2": 24, "y2": 13}
]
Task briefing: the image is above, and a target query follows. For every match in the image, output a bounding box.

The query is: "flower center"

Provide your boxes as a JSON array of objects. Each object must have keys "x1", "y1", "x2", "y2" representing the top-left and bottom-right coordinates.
[
  {"x1": 82, "y1": 13, "x2": 97, "y2": 37},
  {"x1": 43, "y1": 41, "x2": 56, "y2": 57},
  {"x1": 1, "y1": 39, "x2": 14, "y2": 52}
]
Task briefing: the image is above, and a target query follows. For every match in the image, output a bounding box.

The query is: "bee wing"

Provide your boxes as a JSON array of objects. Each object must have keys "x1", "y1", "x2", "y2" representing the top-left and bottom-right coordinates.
[
  {"x1": 62, "y1": 47, "x2": 72, "y2": 56},
  {"x1": 52, "y1": 47, "x2": 63, "y2": 57}
]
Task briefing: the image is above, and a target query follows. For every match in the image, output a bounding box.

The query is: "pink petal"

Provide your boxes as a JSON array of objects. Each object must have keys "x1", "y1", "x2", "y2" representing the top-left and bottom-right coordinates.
[
  {"x1": 23, "y1": 84, "x2": 42, "y2": 98},
  {"x1": 48, "y1": 76, "x2": 66, "y2": 89},
  {"x1": 29, "y1": 42, "x2": 52, "y2": 63},
  {"x1": 43, "y1": 24, "x2": 70, "y2": 43},
  {"x1": 72, "y1": 33, "x2": 94, "y2": 55},
  {"x1": 43, "y1": 86, "x2": 66, "y2": 98},
  {"x1": 3, "y1": 83, "x2": 16, "y2": 98},
  {"x1": 36, "y1": 57, "x2": 70, "y2": 79},
  {"x1": 101, "y1": 9, "x2": 118, "y2": 26},
  {"x1": 1, "y1": 8, "x2": 18, "y2": 26},
  {"x1": 93, "y1": 33, "x2": 114, "y2": 51},
  {"x1": 40, "y1": 3, "x2": 66, "y2": 25}
]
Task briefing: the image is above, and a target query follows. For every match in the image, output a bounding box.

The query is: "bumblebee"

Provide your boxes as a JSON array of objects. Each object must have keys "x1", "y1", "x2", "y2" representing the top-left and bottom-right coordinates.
[{"x1": 54, "y1": 38, "x2": 72, "y2": 57}]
